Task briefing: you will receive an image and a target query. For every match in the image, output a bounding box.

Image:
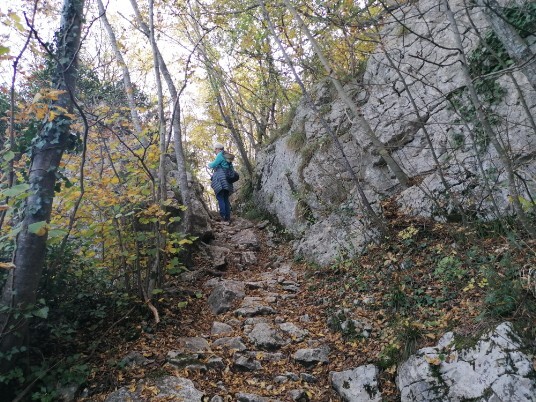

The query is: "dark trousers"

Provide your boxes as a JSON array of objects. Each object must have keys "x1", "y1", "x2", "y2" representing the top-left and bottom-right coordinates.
[{"x1": 216, "y1": 190, "x2": 231, "y2": 221}]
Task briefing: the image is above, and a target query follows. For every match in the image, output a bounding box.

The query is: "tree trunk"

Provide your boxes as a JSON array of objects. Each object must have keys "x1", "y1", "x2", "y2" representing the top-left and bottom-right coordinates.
[
  {"x1": 184, "y1": 5, "x2": 254, "y2": 177},
  {"x1": 129, "y1": 0, "x2": 193, "y2": 231},
  {"x1": 148, "y1": 0, "x2": 167, "y2": 204},
  {"x1": 147, "y1": 0, "x2": 165, "y2": 299},
  {"x1": 212, "y1": 83, "x2": 255, "y2": 176},
  {"x1": 0, "y1": 0, "x2": 85, "y2": 364},
  {"x1": 204, "y1": 54, "x2": 254, "y2": 176},
  {"x1": 96, "y1": 0, "x2": 143, "y2": 137}
]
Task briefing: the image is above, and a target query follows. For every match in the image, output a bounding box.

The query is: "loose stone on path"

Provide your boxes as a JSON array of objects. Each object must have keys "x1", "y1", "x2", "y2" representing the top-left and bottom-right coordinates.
[
  {"x1": 207, "y1": 279, "x2": 246, "y2": 314},
  {"x1": 247, "y1": 322, "x2": 289, "y2": 350},
  {"x1": 293, "y1": 346, "x2": 330, "y2": 367}
]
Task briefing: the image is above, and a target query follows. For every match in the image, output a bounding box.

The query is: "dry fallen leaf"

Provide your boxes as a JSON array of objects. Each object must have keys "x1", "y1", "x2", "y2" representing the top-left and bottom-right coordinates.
[
  {"x1": 425, "y1": 356, "x2": 442, "y2": 366},
  {"x1": 0, "y1": 262, "x2": 15, "y2": 270}
]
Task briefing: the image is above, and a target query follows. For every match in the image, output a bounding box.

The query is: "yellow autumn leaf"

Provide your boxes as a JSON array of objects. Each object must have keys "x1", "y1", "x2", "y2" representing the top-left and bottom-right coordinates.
[
  {"x1": 45, "y1": 89, "x2": 66, "y2": 100},
  {"x1": 54, "y1": 105, "x2": 69, "y2": 114},
  {"x1": 35, "y1": 107, "x2": 46, "y2": 120},
  {"x1": 28, "y1": 221, "x2": 48, "y2": 236},
  {"x1": 0, "y1": 262, "x2": 15, "y2": 270},
  {"x1": 49, "y1": 111, "x2": 57, "y2": 121},
  {"x1": 386, "y1": 365, "x2": 397, "y2": 374}
]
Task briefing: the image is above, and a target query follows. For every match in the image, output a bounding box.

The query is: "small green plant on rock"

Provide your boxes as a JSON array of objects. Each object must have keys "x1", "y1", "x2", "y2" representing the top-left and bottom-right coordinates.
[
  {"x1": 377, "y1": 343, "x2": 401, "y2": 369},
  {"x1": 286, "y1": 129, "x2": 306, "y2": 151}
]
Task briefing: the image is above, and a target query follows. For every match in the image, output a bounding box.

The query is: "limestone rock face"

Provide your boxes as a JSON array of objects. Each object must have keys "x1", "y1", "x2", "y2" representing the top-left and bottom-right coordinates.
[
  {"x1": 253, "y1": 0, "x2": 536, "y2": 265},
  {"x1": 396, "y1": 322, "x2": 536, "y2": 401}
]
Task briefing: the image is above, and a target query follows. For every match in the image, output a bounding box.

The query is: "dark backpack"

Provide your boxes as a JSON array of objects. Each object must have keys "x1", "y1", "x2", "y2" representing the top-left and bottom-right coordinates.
[
  {"x1": 225, "y1": 164, "x2": 240, "y2": 183},
  {"x1": 222, "y1": 152, "x2": 239, "y2": 183}
]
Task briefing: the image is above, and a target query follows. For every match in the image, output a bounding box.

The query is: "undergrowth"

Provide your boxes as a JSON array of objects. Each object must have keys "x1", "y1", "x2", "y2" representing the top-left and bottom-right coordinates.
[
  {"x1": 0, "y1": 244, "x2": 147, "y2": 401},
  {"x1": 303, "y1": 208, "x2": 536, "y2": 396}
]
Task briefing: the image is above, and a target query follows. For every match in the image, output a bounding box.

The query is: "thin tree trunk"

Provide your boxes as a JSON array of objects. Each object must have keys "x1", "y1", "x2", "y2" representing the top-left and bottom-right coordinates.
[
  {"x1": 0, "y1": 3, "x2": 37, "y2": 232},
  {"x1": 185, "y1": 5, "x2": 254, "y2": 176},
  {"x1": 96, "y1": 0, "x2": 143, "y2": 137},
  {"x1": 259, "y1": 0, "x2": 387, "y2": 234},
  {"x1": 476, "y1": 0, "x2": 536, "y2": 91},
  {"x1": 211, "y1": 83, "x2": 254, "y2": 176},
  {"x1": 129, "y1": 0, "x2": 193, "y2": 231},
  {"x1": 205, "y1": 57, "x2": 254, "y2": 176},
  {"x1": 148, "y1": 0, "x2": 167, "y2": 203},
  {"x1": 281, "y1": 0, "x2": 409, "y2": 188},
  {"x1": 0, "y1": 0, "x2": 85, "y2": 362},
  {"x1": 443, "y1": 0, "x2": 535, "y2": 237},
  {"x1": 113, "y1": 217, "x2": 131, "y2": 292},
  {"x1": 146, "y1": 0, "x2": 165, "y2": 312}
]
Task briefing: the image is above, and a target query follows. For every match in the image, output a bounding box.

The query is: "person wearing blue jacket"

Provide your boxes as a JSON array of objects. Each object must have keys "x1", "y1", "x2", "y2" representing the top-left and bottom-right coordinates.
[{"x1": 208, "y1": 142, "x2": 233, "y2": 222}]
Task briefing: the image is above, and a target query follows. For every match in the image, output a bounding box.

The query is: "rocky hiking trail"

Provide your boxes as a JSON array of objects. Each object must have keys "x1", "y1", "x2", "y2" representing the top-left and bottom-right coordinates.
[
  {"x1": 86, "y1": 217, "x2": 536, "y2": 402},
  {"x1": 92, "y1": 217, "x2": 382, "y2": 402}
]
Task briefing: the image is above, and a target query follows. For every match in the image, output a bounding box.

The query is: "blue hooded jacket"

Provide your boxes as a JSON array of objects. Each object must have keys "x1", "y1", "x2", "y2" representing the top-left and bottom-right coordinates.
[{"x1": 209, "y1": 151, "x2": 234, "y2": 195}]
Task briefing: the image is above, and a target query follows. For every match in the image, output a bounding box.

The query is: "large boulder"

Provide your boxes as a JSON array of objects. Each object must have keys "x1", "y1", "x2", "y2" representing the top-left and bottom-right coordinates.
[{"x1": 396, "y1": 322, "x2": 536, "y2": 401}]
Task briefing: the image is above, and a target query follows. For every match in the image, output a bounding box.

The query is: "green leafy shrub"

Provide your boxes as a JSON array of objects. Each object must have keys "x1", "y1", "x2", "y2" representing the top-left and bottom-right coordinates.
[
  {"x1": 434, "y1": 255, "x2": 466, "y2": 282},
  {"x1": 377, "y1": 343, "x2": 400, "y2": 369},
  {"x1": 481, "y1": 259, "x2": 523, "y2": 318}
]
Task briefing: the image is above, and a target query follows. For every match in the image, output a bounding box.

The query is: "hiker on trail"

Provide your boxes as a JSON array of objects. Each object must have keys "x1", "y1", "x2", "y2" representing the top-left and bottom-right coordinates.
[{"x1": 208, "y1": 142, "x2": 233, "y2": 222}]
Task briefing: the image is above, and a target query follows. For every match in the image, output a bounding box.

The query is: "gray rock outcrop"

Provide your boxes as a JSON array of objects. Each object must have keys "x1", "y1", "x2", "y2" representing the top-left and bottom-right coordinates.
[
  {"x1": 230, "y1": 229, "x2": 259, "y2": 250},
  {"x1": 247, "y1": 322, "x2": 289, "y2": 350},
  {"x1": 397, "y1": 322, "x2": 536, "y2": 401},
  {"x1": 253, "y1": 0, "x2": 536, "y2": 265}
]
